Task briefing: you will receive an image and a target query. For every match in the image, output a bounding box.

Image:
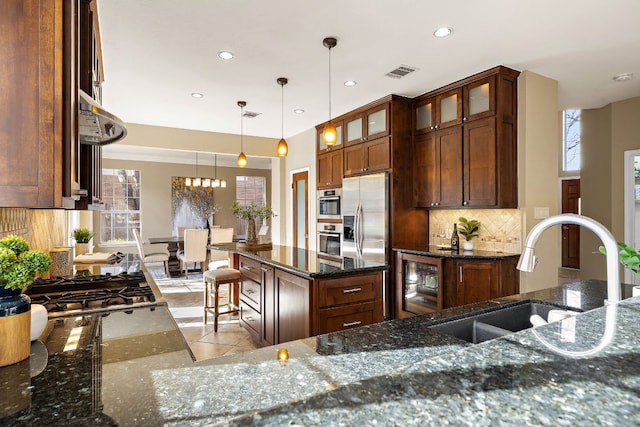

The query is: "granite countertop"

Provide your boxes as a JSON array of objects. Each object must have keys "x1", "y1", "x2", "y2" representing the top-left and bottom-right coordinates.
[
  {"x1": 395, "y1": 245, "x2": 521, "y2": 259},
  {"x1": 3, "y1": 280, "x2": 640, "y2": 425},
  {"x1": 210, "y1": 243, "x2": 388, "y2": 277}
]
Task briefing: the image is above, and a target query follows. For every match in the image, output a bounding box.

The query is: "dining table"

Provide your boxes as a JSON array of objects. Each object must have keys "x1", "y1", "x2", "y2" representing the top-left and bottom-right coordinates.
[{"x1": 148, "y1": 236, "x2": 184, "y2": 277}]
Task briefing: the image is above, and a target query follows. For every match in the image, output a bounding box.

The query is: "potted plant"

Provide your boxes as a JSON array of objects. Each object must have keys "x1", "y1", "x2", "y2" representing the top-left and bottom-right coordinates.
[
  {"x1": 0, "y1": 235, "x2": 52, "y2": 367},
  {"x1": 458, "y1": 217, "x2": 481, "y2": 251},
  {"x1": 72, "y1": 227, "x2": 95, "y2": 256},
  {"x1": 232, "y1": 201, "x2": 276, "y2": 243}
]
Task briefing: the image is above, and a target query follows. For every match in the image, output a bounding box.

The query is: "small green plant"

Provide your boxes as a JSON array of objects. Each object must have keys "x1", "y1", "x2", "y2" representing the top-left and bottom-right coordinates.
[
  {"x1": 458, "y1": 217, "x2": 481, "y2": 241},
  {"x1": 73, "y1": 228, "x2": 95, "y2": 244},
  {"x1": 599, "y1": 242, "x2": 640, "y2": 275},
  {"x1": 0, "y1": 235, "x2": 52, "y2": 291}
]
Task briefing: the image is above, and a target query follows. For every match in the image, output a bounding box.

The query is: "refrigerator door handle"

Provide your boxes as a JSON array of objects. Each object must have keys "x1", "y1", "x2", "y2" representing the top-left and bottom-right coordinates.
[
  {"x1": 358, "y1": 203, "x2": 364, "y2": 256},
  {"x1": 355, "y1": 202, "x2": 363, "y2": 257}
]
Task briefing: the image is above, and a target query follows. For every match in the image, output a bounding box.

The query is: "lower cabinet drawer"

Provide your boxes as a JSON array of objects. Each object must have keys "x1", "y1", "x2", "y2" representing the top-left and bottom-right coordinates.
[
  {"x1": 240, "y1": 278, "x2": 261, "y2": 311},
  {"x1": 240, "y1": 300, "x2": 261, "y2": 341},
  {"x1": 318, "y1": 272, "x2": 381, "y2": 308},
  {"x1": 318, "y1": 301, "x2": 380, "y2": 334}
]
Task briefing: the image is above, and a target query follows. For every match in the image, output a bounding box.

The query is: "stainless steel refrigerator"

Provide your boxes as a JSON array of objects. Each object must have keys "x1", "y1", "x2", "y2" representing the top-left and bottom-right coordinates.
[{"x1": 342, "y1": 172, "x2": 389, "y2": 262}]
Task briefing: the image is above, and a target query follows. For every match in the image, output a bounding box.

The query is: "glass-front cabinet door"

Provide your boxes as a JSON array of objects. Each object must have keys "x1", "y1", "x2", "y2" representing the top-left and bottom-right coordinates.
[
  {"x1": 436, "y1": 88, "x2": 462, "y2": 129},
  {"x1": 414, "y1": 97, "x2": 435, "y2": 135},
  {"x1": 345, "y1": 114, "x2": 363, "y2": 145},
  {"x1": 366, "y1": 103, "x2": 390, "y2": 140},
  {"x1": 463, "y1": 75, "x2": 496, "y2": 122},
  {"x1": 317, "y1": 121, "x2": 343, "y2": 153}
]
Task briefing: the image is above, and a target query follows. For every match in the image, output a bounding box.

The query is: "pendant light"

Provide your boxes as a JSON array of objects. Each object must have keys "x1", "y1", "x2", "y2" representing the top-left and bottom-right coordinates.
[
  {"x1": 212, "y1": 153, "x2": 227, "y2": 188},
  {"x1": 185, "y1": 152, "x2": 203, "y2": 187},
  {"x1": 276, "y1": 77, "x2": 289, "y2": 157},
  {"x1": 237, "y1": 101, "x2": 248, "y2": 168},
  {"x1": 322, "y1": 37, "x2": 338, "y2": 146}
]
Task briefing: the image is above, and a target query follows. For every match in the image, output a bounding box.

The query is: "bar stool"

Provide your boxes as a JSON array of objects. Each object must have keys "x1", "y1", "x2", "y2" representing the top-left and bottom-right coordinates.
[{"x1": 203, "y1": 268, "x2": 241, "y2": 332}]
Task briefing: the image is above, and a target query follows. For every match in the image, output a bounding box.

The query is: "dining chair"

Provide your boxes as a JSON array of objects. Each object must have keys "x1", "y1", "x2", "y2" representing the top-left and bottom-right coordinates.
[
  {"x1": 132, "y1": 229, "x2": 170, "y2": 275},
  {"x1": 209, "y1": 227, "x2": 234, "y2": 270},
  {"x1": 177, "y1": 228, "x2": 209, "y2": 278}
]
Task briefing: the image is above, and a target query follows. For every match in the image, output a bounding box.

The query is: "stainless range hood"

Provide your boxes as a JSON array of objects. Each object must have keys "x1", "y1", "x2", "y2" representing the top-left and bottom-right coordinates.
[{"x1": 78, "y1": 89, "x2": 127, "y2": 145}]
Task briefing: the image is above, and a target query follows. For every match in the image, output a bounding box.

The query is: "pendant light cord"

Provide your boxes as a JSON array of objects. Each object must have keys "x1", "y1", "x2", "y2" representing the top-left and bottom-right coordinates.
[
  {"x1": 328, "y1": 45, "x2": 332, "y2": 120},
  {"x1": 281, "y1": 83, "x2": 284, "y2": 138}
]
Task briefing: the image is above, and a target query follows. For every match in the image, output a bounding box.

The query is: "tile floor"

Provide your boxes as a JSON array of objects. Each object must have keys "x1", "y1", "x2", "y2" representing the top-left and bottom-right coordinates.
[{"x1": 149, "y1": 266, "x2": 259, "y2": 361}]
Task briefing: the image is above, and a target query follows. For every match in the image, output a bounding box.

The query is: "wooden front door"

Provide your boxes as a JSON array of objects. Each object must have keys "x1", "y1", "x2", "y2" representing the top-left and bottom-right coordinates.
[{"x1": 562, "y1": 179, "x2": 580, "y2": 268}]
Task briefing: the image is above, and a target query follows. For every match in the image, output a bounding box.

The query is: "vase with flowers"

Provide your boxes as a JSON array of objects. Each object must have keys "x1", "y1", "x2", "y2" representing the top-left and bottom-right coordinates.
[
  {"x1": 232, "y1": 201, "x2": 276, "y2": 244},
  {"x1": 0, "y1": 235, "x2": 52, "y2": 367}
]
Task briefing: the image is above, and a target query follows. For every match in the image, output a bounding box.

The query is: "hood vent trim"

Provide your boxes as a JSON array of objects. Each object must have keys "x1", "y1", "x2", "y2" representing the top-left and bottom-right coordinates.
[{"x1": 78, "y1": 90, "x2": 127, "y2": 146}]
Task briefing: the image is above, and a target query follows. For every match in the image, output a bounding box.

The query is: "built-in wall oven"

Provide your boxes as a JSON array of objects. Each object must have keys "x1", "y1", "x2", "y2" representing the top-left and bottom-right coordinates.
[
  {"x1": 317, "y1": 222, "x2": 343, "y2": 259},
  {"x1": 318, "y1": 189, "x2": 341, "y2": 220}
]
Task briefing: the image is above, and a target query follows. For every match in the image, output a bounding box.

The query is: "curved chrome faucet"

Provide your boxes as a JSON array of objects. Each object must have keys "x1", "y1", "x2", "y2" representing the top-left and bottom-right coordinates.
[
  {"x1": 517, "y1": 213, "x2": 620, "y2": 357},
  {"x1": 517, "y1": 213, "x2": 620, "y2": 304}
]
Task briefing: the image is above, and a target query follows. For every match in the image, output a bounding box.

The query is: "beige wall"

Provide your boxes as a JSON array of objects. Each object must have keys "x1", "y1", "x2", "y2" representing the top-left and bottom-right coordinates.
[
  {"x1": 281, "y1": 128, "x2": 316, "y2": 249},
  {"x1": 100, "y1": 158, "x2": 271, "y2": 252},
  {"x1": 581, "y1": 96, "x2": 640, "y2": 281},
  {"x1": 517, "y1": 71, "x2": 561, "y2": 292}
]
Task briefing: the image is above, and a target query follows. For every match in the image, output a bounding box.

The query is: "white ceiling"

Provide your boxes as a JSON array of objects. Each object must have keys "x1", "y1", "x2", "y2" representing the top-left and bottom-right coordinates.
[{"x1": 98, "y1": 0, "x2": 640, "y2": 145}]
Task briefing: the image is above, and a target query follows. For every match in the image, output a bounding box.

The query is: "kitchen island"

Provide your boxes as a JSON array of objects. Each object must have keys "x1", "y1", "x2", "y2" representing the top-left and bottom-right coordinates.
[
  {"x1": 209, "y1": 244, "x2": 389, "y2": 344},
  {"x1": 2, "y1": 278, "x2": 640, "y2": 425}
]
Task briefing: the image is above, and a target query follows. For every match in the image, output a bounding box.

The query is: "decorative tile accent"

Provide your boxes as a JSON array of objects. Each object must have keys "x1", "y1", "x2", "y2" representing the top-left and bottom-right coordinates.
[{"x1": 429, "y1": 209, "x2": 522, "y2": 254}]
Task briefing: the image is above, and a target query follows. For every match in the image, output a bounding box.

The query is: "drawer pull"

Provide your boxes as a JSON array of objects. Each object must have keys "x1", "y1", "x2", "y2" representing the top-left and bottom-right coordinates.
[
  {"x1": 244, "y1": 265, "x2": 253, "y2": 271},
  {"x1": 343, "y1": 287, "x2": 362, "y2": 294},
  {"x1": 245, "y1": 289, "x2": 254, "y2": 294},
  {"x1": 245, "y1": 316, "x2": 254, "y2": 321},
  {"x1": 343, "y1": 320, "x2": 362, "y2": 327}
]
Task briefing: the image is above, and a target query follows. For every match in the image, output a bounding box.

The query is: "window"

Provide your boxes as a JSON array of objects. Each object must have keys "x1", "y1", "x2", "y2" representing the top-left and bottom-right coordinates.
[
  {"x1": 235, "y1": 176, "x2": 266, "y2": 236},
  {"x1": 101, "y1": 169, "x2": 141, "y2": 243},
  {"x1": 563, "y1": 109, "x2": 581, "y2": 171}
]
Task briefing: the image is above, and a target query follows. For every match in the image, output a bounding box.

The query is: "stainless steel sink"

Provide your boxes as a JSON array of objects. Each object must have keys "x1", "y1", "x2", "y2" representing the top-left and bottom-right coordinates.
[{"x1": 428, "y1": 300, "x2": 582, "y2": 344}]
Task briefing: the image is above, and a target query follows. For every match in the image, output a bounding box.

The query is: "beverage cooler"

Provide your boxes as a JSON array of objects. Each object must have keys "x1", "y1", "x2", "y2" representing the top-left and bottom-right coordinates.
[{"x1": 396, "y1": 252, "x2": 443, "y2": 316}]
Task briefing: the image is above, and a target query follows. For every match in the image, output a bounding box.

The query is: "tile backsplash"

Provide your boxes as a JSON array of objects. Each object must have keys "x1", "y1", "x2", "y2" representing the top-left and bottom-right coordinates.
[
  {"x1": 430, "y1": 209, "x2": 522, "y2": 254},
  {"x1": 0, "y1": 208, "x2": 68, "y2": 251}
]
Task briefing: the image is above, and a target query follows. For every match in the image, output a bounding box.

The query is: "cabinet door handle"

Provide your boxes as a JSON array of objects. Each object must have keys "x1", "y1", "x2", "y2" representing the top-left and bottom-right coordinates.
[
  {"x1": 463, "y1": 117, "x2": 467, "y2": 122},
  {"x1": 463, "y1": 201, "x2": 468, "y2": 206},
  {"x1": 434, "y1": 125, "x2": 439, "y2": 130},
  {"x1": 343, "y1": 287, "x2": 362, "y2": 294},
  {"x1": 459, "y1": 266, "x2": 463, "y2": 282},
  {"x1": 343, "y1": 320, "x2": 362, "y2": 327}
]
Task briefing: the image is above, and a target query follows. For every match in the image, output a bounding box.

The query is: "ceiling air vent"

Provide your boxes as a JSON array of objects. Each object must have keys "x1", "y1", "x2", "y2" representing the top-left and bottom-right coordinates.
[
  {"x1": 243, "y1": 111, "x2": 261, "y2": 118},
  {"x1": 385, "y1": 65, "x2": 418, "y2": 79}
]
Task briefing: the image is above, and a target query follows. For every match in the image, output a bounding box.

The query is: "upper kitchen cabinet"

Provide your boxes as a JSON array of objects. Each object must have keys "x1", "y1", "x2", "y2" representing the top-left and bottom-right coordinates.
[
  {"x1": 344, "y1": 102, "x2": 390, "y2": 146},
  {"x1": 317, "y1": 149, "x2": 343, "y2": 189},
  {"x1": 316, "y1": 120, "x2": 343, "y2": 153},
  {"x1": 413, "y1": 66, "x2": 519, "y2": 209},
  {"x1": 77, "y1": 0, "x2": 104, "y2": 209},
  {"x1": 0, "y1": 0, "x2": 80, "y2": 208}
]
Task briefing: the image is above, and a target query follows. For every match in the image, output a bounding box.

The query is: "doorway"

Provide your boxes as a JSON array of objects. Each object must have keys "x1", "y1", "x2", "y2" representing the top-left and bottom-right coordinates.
[
  {"x1": 292, "y1": 171, "x2": 308, "y2": 251},
  {"x1": 624, "y1": 150, "x2": 640, "y2": 286},
  {"x1": 561, "y1": 178, "x2": 580, "y2": 268}
]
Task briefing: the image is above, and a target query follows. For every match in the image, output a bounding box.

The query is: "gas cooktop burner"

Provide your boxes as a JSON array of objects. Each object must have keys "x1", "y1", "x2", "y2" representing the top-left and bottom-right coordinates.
[
  {"x1": 29, "y1": 286, "x2": 156, "y2": 317},
  {"x1": 27, "y1": 271, "x2": 159, "y2": 317},
  {"x1": 30, "y1": 271, "x2": 147, "y2": 294}
]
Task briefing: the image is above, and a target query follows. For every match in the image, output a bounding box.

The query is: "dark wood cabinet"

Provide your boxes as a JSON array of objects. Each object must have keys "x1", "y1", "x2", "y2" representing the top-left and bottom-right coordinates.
[
  {"x1": 396, "y1": 251, "x2": 520, "y2": 316},
  {"x1": 317, "y1": 149, "x2": 343, "y2": 189},
  {"x1": 315, "y1": 272, "x2": 383, "y2": 334},
  {"x1": 274, "y1": 269, "x2": 311, "y2": 344},
  {"x1": 239, "y1": 256, "x2": 262, "y2": 342},
  {"x1": 261, "y1": 264, "x2": 275, "y2": 346},
  {"x1": 0, "y1": 0, "x2": 80, "y2": 208},
  {"x1": 344, "y1": 103, "x2": 390, "y2": 146},
  {"x1": 316, "y1": 120, "x2": 343, "y2": 153},
  {"x1": 412, "y1": 66, "x2": 519, "y2": 209},
  {"x1": 343, "y1": 136, "x2": 390, "y2": 177}
]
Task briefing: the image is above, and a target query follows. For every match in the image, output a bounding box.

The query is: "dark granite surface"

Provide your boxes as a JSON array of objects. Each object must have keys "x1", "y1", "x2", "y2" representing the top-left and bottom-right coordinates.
[
  {"x1": 210, "y1": 243, "x2": 388, "y2": 277},
  {"x1": 395, "y1": 245, "x2": 521, "y2": 259},
  {"x1": 2, "y1": 279, "x2": 639, "y2": 425}
]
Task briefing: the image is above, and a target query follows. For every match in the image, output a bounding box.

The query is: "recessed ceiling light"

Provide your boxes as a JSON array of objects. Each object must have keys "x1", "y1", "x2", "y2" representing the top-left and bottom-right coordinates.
[
  {"x1": 191, "y1": 92, "x2": 204, "y2": 98},
  {"x1": 217, "y1": 51, "x2": 234, "y2": 60},
  {"x1": 293, "y1": 109, "x2": 305, "y2": 114},
  {"x1": 613, "y1": 72, "x2": 634, "y2": 82},
  {"x1": 433, "y1": 27, "x2": 453, "y2": 38},
  {"x1": 344, "y1": 80, "x2": 357, "y2": 87}
]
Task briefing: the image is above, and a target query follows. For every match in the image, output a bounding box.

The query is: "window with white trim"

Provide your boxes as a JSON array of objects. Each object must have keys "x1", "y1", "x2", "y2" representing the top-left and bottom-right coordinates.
[
  {"x1": 563, "y1": 109, "x2": 581, "y2": 171},
  {"x1": 100, "y1": 169, "x2": 141, "y2": 243}
]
